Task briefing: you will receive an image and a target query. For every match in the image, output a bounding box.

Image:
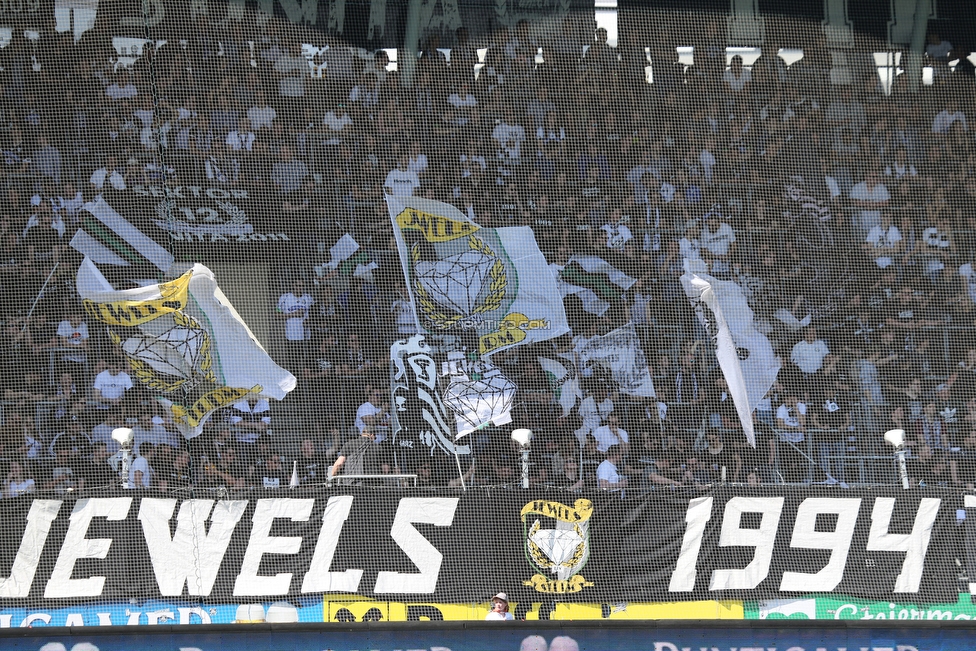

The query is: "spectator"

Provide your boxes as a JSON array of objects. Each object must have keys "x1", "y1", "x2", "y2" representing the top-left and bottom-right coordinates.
[
  {"x1": 596, "y1": 444, "x2": 628, "y2": 491},
  {"x1": 44, "y1": 440, "x2": 85, "y2": 494},
  {"x1": 129, "y1": 441, "x2": 156, "y2": 489},
  {"x1": 258, "y1": 450, "x2": 290, "y2": 489},
  {"x1": 331, "y1": 428, "x2": 378, "y2": 485},
  {"x1": 384, "y1": 154, "x2": 421, "y2": 197},
  {"x1": 203, "y1": 444, "x2": 245, "y2": 489},
  {"x1": 592, "y1": 413, "x2": 629, "y2": 454},
  {"x1": 92, "y1": 359, "x2": 133, "y2": 409},
  {"x1": 80, "y1": 442, "x2": 118, "y2": 488},
  {"x1": 790, "y1": 327, "x2": 830, "y2": 382},
  {"x1": 277, "y1": 279, "x2": 314, "y2": 372},
  {"x1": 4, "y1": 461, "x2": 35, "y2": 497},
  {"x1": 355, "y1": 387, "x2": 391, "y2": 441}
]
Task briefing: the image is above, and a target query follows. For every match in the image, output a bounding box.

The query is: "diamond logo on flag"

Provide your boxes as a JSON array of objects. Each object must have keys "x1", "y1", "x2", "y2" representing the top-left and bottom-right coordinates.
[
  {"x1": 530, "y1": 525, "x2": 584, "y2": 569},
  {"x1": 415, "y1": 250, "x2": 494, "y2": 316},
  {"x1": 442, "y1": 370, "x2": 517, "y2": 436}
]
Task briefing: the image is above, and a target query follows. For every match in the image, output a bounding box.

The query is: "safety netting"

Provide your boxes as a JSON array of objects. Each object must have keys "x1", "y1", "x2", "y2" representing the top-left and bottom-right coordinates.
[{"x1": 0, "y1": 0, "x2": 975, "y2": 626}]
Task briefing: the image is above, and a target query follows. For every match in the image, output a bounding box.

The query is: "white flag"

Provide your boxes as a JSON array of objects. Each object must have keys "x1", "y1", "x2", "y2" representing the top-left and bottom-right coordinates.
[
  {"x1": 77, "y1": 258, "x2": 296, "y2": 438},
  {"x1": 537, "y1": 354, "x2": 581, "y2": 416},
  {"x1": 387, "y1": 195, "x2": 569, "y2": 356},
  {"x1": 680, "y1": 263, "x2": 780, "y2": 447},
  {"x1": 578, "y1": 323, "x2": 656, "y2": 398}
]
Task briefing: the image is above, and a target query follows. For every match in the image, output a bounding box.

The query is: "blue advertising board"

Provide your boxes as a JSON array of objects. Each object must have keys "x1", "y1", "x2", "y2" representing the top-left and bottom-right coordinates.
[{"x1": 0, "y1": 622, "x2": 971, "y2": 651}]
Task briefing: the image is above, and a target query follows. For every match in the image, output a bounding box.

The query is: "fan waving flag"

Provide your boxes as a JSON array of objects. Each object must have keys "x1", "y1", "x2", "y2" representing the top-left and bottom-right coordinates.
[
  {"x1": 680, "y1": 261, "x2": 780, "y2": 447},
  {"x1": 386, "y1": 195, "x2": 569, "y2": 356},
  {"x1": 77, "y1": 258, "x2": 296, "y2": 438}
]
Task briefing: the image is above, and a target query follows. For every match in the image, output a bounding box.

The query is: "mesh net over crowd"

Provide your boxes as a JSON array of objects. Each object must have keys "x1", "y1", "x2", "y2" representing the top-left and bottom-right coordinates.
[{"x1": 1, "y1": 0, "x2": 976, "y2": 624}]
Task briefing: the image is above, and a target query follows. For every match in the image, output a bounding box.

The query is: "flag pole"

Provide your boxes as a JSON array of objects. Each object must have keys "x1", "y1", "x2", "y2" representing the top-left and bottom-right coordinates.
[
  {"x1": 453, "y1": 445, "x2": 466, "y2": 491},
  {"x1": 20, "y1": 261, "x2": 59, "y2": 333}
]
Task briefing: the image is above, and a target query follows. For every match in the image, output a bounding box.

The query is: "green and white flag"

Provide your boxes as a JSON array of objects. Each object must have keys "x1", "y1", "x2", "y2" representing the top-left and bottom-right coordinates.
[
  {"x1": 69, "y1": 196, "x2": 175, "y2": 273},
  {"x1": 537, "y1": 354, "x2": 581, "y2": 416},
  {"x1": 558, "y1": 256, "x2": 636, "y2": 317},
  {"x1": 77, "y1": 258, "x2": 296, "y2": 438},
  {"x1": 387, "y1": 195, "x2": 569, "y2": 356}
]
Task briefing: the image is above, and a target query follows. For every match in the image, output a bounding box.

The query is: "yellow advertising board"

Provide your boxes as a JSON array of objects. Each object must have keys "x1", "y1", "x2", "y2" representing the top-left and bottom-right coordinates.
[{"x1": 323, "y1": 597, "x2": 743, "y2": 622}]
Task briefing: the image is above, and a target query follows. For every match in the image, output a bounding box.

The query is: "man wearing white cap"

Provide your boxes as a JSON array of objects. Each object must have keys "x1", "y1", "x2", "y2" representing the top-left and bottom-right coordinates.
[{"x1": 485, "y1": 592, "x2": 514, "y2": 620}]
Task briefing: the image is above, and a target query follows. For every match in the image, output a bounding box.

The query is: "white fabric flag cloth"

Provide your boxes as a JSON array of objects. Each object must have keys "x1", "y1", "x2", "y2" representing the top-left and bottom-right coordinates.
[
  {"x1": 557, "y1": 256, "x2": 637, "y2": 317},
  {"x1": 324, "y1": 233, "x2": 360, "y2": 270},
  {"x1": 77, "y1": 258, "x2": 296, "y2": 438},
  {"x1": 537, "y1": 354, "x2": 582, "y2": 416},
  {"x1": 578, "y1": 323, "x2": 656, "y2": 398},
  {"x1": 387, "y1": 194, "x2": 569, "y2": 357},
  {"x1": 680, "y1": 262, "x2": 780, "y2": 447}
]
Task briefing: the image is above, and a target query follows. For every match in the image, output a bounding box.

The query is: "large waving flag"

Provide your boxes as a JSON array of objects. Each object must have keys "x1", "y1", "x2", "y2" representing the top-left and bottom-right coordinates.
[
  {"x1": 386, "y1": 195, "x2": 569, "y2": 356},
  {"x1": 680, "y1": 261, "x2": 780, "y2": 447},
  {"x1": 69, "y1": 197, "x2": 175, "y2": 273},
  {"x1": 78, "y1": 259, "x2": 296, "y2": 438}
]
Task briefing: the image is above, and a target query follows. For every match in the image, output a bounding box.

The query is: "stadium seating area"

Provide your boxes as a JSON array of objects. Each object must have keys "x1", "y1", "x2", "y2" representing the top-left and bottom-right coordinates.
[{"x1": 1, "y1": 8, "x2": 976, "y2": 493}]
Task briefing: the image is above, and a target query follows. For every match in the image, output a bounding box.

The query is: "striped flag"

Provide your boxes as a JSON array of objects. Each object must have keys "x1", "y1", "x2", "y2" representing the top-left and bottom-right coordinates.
[
  {"x1": 558, "y1": 256, "x2": 636, "y2": 316},
  {"x1": 69, "y1": 196, "x2": 174, "y2": 273}
]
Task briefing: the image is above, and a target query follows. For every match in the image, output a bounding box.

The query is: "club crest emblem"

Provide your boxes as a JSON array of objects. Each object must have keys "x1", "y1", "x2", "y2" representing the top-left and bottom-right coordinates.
[{"x1": 521, "y1": 499, "x2": 594, "y2": 594}]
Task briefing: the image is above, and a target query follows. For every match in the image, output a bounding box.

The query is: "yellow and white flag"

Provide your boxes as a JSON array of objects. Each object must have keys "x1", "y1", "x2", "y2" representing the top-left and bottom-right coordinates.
[
  {"x1": 386, "y1": 195, "x2": 569, "y2": 357},
  {"x1": 77, "y1": 258, "x2": 296, "y2": 438}
]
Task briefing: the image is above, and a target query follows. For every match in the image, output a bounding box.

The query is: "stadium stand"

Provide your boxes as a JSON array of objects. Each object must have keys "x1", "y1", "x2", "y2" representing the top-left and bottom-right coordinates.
[{"x1": 0, "y1": 0, "x2": 974, "y2": 499}]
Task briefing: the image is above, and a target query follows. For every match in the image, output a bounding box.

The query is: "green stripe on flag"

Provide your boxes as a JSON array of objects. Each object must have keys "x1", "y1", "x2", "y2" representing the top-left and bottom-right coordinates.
[
  {"x1": 560, "y1": 263, "x2": 622, "y2": 301},
  {"x1": 81, "y1": 216, "x2": 144, "y2": 265}
]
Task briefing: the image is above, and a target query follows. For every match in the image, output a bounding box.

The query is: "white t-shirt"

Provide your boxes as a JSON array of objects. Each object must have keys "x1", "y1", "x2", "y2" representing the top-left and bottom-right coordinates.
[
  {"x1": 776, "y1": 402, "x2": 807, "y2": 443},
  {"x1": 247, "y1": 105, "x2": 277, "y2": 130},
  {"x1": 592, "y1": 425, "x2": 629, "y2": 453},
  {"x1": 129, "y1": 455, "x2": 152, "y2": 488},
  {"x1": 93, "y1": 370, "x2": 133, "y2": 400},
  {"x1": 485, "y1": 611, "x2": 514, "y2": 621},
  {"x1": 90, "y1": 167, "x2": 126, "y2": 191},
  {"x1": 960, "y1": 264, "x2": 976, "y2": 304},
  {"x1": 850, "y1": 182, "x2": 890, "y2": 204},
  {"x1": 384, "y1": 168, "x2": 421, "y2": 197},
  {"x1": 701, "y1": 222, "x2": 736, "y2": 256},
  {"x1": 322, "y1": 111, "x2": 353, "y2": 131},
  {"x1": 226, "y1": 130, "x2": 256, "y2": 151},
  {"x1": 492, "y1": 122, "x2": 525, "y2": 161},
  {"x1": 597, "y1": 459, "x2": 622, "y2": 487},
  {"x1": 277, "y1": 292, "x2": 313, "y2": 341},
  {"x1": 865, "y1": 225, "x2": 902, "y2": 268},
  {"x1": 57, "y1": 319, "x2": 88, "y2": 343},
  {"x1": 722, "y1": 67, "x2": 752, "y2": 92},
  {"x1": 790, "y1": 339, "x2": 830, "y2": 374}
]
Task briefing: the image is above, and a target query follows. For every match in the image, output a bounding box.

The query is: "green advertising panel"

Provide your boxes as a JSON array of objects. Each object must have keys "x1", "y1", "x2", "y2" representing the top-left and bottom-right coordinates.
[{"x1": 745, "y1": 593, "x2": 976, "y2": 620}]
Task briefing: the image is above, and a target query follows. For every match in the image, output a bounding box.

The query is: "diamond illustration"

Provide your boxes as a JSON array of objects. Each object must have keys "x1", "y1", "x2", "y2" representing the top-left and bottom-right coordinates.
[
  {"x1": 443, "y1": 370, "x2": 517, "y2": 435},
  {"x1": 121, "y1": 319, "x2": 209, "y2": 391},
  {"x1": 530, "y1": 525, "x2": 583, "y2": 566},
  {"x1": 415, "y1": 250, "x2": 494, "y2": 316}
]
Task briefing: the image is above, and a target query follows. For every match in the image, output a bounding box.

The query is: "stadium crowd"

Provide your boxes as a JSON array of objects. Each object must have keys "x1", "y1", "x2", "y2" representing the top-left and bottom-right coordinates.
[{"x1": 1, "y1": 8, "x2": 976, "y2": 493}]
